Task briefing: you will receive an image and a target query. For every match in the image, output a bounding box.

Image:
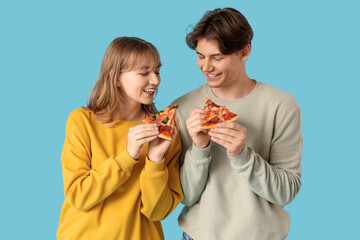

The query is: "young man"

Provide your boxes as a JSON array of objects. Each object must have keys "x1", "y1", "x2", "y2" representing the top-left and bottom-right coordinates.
[{"x1": 172, "y1": 8, "x2": 302, "y2": 240}]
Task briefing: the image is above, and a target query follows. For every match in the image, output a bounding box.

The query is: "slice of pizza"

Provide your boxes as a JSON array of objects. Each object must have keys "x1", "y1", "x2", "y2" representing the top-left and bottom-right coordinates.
[
  {"x1": 143, "y1": 104, "x2": 178, "y2": 140},
  {"x1": 201, "y1": 97, "x2": 239, "y2": 129}
]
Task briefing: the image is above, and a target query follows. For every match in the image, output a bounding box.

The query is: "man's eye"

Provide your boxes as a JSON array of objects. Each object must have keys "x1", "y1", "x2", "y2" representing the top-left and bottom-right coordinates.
[
  {"x1": 198, "y1": 55, "x2": 205, "y2": 59},
  {"x1": 214, "y1": 57, "x2": 223, "y2": 61}
]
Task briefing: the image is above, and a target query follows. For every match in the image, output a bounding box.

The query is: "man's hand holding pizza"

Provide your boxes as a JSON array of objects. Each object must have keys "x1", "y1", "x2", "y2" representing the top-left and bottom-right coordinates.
[
  {"x1": 186, "y1": 98, "x2": 246, "y2": 156},
  {"x1": 208, "y1": 122, "x2": 247, "y2": 157},
  {"x1": 186, "y1": 108, "x2": 211, "y2": 149}
]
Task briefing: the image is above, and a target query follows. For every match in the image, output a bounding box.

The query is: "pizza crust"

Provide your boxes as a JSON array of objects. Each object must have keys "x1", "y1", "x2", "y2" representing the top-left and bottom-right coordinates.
[
  {"x1": 201, "y1": 122, "x2": 219, "y2": 129},
  {"x1": 158, "y1": 132, "x2": 173, "y2": 140}
]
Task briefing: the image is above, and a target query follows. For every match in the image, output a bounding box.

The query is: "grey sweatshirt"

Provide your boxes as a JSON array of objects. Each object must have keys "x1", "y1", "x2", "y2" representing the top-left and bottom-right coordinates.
[{"x1": 172, "y1": 82, "x2": 302, "y2": 240}]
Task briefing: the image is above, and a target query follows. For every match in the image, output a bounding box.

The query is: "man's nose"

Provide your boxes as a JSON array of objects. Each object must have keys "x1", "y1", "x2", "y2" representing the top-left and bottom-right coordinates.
[{"x1": 202, "y1": 58, "x2": 213, "y2": 72}]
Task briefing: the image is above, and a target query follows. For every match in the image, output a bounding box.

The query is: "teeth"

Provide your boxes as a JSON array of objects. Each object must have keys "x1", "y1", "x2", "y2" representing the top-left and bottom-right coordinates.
[
  {"x1": 208, "y1": 74, "x2": 218, "y2": 77},
  {"x1": 144, "y1": 89, "x2": 155, "y2": 92}
]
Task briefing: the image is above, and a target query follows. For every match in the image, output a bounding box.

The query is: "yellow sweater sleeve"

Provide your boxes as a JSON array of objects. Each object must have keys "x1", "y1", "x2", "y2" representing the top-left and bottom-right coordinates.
[
  {"x1": 139, "y1": 134, "x2": 183, "y2": 221},
  {"x1": 61, "y1": 110, "x2": 138, "y2": 211}
]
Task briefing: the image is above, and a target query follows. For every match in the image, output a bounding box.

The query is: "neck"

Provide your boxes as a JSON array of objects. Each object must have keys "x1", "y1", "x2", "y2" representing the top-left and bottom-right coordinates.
[
  {"x1": 211, "y1": 75, "x2": 256, "y2": 101},
  {"x1": 121, "y1": 101, "x2": 145, "y2": 121}
]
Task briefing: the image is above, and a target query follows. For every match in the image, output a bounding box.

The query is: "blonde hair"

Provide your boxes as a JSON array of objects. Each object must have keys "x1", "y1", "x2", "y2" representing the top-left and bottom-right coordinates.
[{"x1": 86, "y1": 37, "x2": 161, "y2": 126}]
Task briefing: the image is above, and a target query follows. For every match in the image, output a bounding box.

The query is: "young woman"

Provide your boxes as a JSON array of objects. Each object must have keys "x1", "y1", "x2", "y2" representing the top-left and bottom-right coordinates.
[{"x1": 57, "y1": 37, "x2": 183, "y2": 240}]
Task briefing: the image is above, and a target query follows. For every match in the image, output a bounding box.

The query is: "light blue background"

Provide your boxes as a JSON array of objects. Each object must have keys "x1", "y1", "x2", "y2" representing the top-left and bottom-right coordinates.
[{"x1": 1, "y1": 0, "x2": 359, "y2": 239}]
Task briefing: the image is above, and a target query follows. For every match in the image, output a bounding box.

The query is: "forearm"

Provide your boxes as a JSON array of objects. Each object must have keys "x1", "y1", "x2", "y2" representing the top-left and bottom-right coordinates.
[
  {"x1": 230, "y1": 145, "x2": 302, "y2": 206},
  {"x1": 139, "y1": 158, "x2": 183, "y2": 221},
  {"x1": 63, "y1": 149, "x2": 138, "y2": 211},
  {"x1": 180, "y1": 143, "x2": 212, "y2": 206}
]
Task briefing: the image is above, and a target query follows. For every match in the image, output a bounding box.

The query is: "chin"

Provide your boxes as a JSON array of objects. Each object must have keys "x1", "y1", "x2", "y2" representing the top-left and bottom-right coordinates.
[
  {"x1": 206, "y1": 81, "x2": 223, "y2": 89},
  {"x1": 206, "y1": 75, "x2": 225, "y2": 87},
  {"x1": 141, "y1": 99, "x2": 154, "y2": 105}
]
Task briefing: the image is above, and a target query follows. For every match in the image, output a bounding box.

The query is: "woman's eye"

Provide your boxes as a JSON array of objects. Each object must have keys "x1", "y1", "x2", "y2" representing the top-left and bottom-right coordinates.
[{"x1": 140, "y1": 72, "x2": 149, "y2": 76}]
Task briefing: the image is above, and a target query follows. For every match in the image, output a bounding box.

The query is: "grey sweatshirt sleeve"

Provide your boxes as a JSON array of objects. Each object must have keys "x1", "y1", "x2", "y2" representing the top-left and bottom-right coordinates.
[
  {"x1": 180, "y1": 143, "x2": 212, "y2": 206},
  {"x1": 229, "y1": 106, "x2": 302, "y2": 207}
]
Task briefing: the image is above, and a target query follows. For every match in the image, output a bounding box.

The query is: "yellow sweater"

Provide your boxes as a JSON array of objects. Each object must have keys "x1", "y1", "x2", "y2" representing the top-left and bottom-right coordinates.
[{"x1": 57, "y1": 107, "x2": 183, "y2": 240}]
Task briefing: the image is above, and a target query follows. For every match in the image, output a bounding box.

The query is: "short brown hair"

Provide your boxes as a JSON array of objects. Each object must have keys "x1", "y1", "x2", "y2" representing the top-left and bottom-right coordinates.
[
  {"x1": 186, "y1": 8, "x2": 253, "y2": 54},
  {"x1": 86, "y1": 37, "x2": 160, "y2": 126}
]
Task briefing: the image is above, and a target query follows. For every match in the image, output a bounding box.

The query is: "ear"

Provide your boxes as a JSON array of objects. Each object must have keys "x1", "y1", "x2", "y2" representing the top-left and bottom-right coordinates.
[
  {"x1": 115, "y1": 77, "x2": 121, "y2": 87},
  {"x1": 240, "y1": 44, "x2": 251, "y2": 62},
  {"x1": 110, "y1": 70, "x2": 121, "y2": 87}
]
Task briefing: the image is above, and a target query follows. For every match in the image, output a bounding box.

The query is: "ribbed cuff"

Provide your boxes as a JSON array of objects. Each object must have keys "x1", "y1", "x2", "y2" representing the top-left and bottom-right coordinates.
[
  {"x1": 228, "y1": 145, "x2": 250, "y2": 168},
  {"x1": 190, "y1": 142, "x2": 211, "y2": 160},
  {"x1": 114, "y1": 150, "x2": 138, "y2": 174},
  {"x1": 144, "y1": 157, "x2": 165, "y2": 172}
]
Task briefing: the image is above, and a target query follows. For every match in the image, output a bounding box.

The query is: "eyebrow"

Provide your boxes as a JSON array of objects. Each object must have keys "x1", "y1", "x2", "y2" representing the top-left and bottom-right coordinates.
[
  {"x1": 139, "y1": 66, "x2": 152, "y2": 70},
  {"x1": 137, "y1": 65, "x2": 161, "y2": 71},
  {"x1": 196, "y1": 51, "x2": 223, "y2": 57}
]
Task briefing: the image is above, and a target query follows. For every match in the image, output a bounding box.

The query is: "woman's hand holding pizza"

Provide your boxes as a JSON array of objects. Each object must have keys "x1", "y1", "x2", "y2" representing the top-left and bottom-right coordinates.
[
  {"x1": 127, "y1": 123, "x2": 159, "y2": 160},
  {"x1": 186, "y1": 108, "x2": 211, "y2": 149},
  {"x1": 208, "y1": 122, "x2": 247, "y2": 157},
  {"x1": 147, "y1": 121, "x2": 179, "y2": 163}
]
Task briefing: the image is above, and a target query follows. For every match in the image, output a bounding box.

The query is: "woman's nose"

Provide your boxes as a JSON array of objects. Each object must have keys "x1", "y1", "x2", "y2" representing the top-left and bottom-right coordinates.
[{"x1": 149, "y1": 74, "x2": 160, "y2": 85}]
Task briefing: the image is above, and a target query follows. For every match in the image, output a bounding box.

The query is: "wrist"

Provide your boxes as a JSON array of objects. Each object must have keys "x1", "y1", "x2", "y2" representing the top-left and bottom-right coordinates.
[
  {"x1": 194, "y1": 140, "x2": 210, "y2": 149},
  {"x1": 147, "y1": 154, "x2": 163, "y2": 163},
  {"x1": 227, "y1": 145, "x2": 245, "y2": 157},
  {"x1": 127, "y1": 146, "x2": 140, "y2": 160}
]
